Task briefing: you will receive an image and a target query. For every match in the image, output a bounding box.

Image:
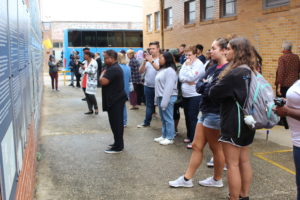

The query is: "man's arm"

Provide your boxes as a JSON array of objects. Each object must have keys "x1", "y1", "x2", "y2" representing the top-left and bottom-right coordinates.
[
  {"x1": 139, "y1": 60, "x2": 147, "y2": 74},
  {"x1": 274, "y1": 106, "x2": 300, "y2": 121},
  {"x1": 145, "y1": 54, "x2": 159, "y2": 71},
  {"x1": 99, "y1": 70, "x2": 110, "y2": 86},
  {"x1": 277, "y1": 57, "x2": 285, "y2": 95}
]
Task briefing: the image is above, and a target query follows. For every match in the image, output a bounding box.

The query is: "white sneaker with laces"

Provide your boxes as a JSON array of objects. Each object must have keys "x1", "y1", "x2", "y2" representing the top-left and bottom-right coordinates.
[
  {"x1": 198, "y1": 176, "x2": 223, "y2": 187},
  {"x1": 159, "y1": 139, "x2": 174, "y2": 145},
  {"x1": 154, "y1": 136, "x2": 165, "y2": 142},
  {"x1": 207, "y1": 157, "x2": 214, "y2": 167},
  {"x1": 169, "y1": 176, "x2": 193, "y2": 188}
]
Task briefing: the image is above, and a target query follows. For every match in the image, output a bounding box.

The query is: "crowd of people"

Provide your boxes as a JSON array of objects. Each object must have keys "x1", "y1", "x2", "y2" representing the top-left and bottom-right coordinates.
[{"x1": 48, "y1": 37, "x2": 300, "y2": 200}]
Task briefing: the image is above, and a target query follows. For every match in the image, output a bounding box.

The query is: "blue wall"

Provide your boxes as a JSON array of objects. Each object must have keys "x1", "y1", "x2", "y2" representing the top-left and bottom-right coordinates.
[{"x1": 0, "y1": 0, "x2": 43, "y2": 199}]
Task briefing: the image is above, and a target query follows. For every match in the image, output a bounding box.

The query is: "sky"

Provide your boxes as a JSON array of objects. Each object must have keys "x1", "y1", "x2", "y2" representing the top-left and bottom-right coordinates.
[{"x1": 40, "y1": 0, "x2": 143, "y2": 22}]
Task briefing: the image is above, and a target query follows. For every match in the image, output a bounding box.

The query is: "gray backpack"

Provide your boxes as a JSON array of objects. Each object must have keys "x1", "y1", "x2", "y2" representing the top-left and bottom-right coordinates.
[{"x1": 236, "y1": 65, "x2": 279, "y2": 131}]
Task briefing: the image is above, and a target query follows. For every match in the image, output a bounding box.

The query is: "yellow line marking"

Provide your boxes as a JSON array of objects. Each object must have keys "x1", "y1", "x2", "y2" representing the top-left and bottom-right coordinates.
[{"x1": 254, "y1": 149, "x2": 295, "y2": 175}]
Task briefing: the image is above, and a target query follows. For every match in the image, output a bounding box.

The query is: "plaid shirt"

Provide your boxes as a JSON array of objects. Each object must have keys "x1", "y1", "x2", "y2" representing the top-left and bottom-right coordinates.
[{"x1": 129, "y1": 57, "x2": 142, "y2": 84}]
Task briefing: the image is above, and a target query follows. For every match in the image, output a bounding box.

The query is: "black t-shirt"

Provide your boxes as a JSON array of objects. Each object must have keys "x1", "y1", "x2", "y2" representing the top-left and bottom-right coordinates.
[
  {"x1": 102, "y1": 62, "x2": 127, "y2": 111},
  {"x1": 198, "y1": 55, "x2": 206, "y2": 64}
]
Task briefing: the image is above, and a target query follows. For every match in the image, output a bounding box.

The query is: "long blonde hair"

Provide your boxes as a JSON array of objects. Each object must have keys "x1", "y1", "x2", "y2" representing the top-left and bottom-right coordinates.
[
  {"x1": 219, "y1": 37, "x2": 257, "y2": 79},
  {"x1": 117, "y1": 52, "x2": 127, "y2": 65}
]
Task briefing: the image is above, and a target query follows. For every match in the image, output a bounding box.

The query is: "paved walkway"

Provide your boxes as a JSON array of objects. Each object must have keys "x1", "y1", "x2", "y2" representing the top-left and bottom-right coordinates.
[{"x1": 35, "y1": 75, "x2": 296, "y2": 200}]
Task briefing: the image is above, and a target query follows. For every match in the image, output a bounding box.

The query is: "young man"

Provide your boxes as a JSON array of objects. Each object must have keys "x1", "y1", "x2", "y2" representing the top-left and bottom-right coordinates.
[
  {"x1": 137, "y1": 41, "x2": 160, "y2": 128},
  {"x1": 196, "y1": 44, "x2": 206, "y2": 64},
  {"x1": 100, "y1": 50, "x2": 127, "y2": 154}
]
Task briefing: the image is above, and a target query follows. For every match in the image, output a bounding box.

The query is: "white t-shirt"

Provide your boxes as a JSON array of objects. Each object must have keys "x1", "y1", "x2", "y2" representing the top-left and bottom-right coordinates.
[
  {"x1": 286, "y1": 80, "x2": 300, "y2": 147},
  {"x1": 144, "y1": 58, "x2": 159, "y2": 88}
]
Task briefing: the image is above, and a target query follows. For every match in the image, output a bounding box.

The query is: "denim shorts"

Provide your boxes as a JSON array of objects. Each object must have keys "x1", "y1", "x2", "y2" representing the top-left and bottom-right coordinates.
[{"x1": 197, "y1": 112, "x2": 221, "y2": 130}]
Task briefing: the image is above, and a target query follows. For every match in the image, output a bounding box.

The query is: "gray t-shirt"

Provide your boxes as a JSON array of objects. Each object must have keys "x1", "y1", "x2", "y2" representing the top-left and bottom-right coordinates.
[{"x1": 144, "y1": 58, "x2": 159, "y2": 88}]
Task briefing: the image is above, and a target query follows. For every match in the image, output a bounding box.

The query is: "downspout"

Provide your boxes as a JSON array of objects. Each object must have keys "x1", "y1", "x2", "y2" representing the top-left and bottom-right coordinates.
[{"x1": 160, "y1": 0, "x2": 164, "y2": 49}]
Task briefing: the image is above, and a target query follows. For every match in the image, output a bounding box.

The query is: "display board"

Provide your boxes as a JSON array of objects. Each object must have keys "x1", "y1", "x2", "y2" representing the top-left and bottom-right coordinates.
[{"x1": 0, "y1": 0, "x2": 43, "y2": 199}]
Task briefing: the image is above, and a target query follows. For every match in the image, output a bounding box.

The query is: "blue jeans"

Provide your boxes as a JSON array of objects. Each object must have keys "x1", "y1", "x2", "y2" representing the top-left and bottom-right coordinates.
[
  {"x1": 294, "y1": 146, "x2": 300, "y2": 200},
  {"x1": 158, "y1": 96, "x2": 177, "y2": 140},
  {"x1": 70, "y1": 72, "x2": 75, "y2": 85},
  {"x1": 183, "y1": 96, "x2": 202, "y2": 141},
  {"x1": 123, "y1": 104, "x2": 127, "y2": 126},
  {"x1": 143, "y1": 86, "x2": 155, "y2": 126}
]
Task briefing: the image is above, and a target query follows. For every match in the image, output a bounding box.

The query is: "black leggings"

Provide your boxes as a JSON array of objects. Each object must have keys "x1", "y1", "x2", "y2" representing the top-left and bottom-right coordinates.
[{"x1": 83, "y1": 88, "x2": 98, "y2": 112}]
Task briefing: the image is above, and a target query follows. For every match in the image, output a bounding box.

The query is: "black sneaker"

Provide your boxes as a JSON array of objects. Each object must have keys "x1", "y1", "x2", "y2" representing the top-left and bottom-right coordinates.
[
  {"x1": 84, "y1": 111, "x2": 93, "y2": 115},
  {"x1": 104, "y1": 147, "x2": 123, "y2": 154},
  {"x1": 137, "y1": 124, "x2": 150, "y2": 128},
  {"x1": 82, "y1": 98, "x2": 86, "y2": 101}
]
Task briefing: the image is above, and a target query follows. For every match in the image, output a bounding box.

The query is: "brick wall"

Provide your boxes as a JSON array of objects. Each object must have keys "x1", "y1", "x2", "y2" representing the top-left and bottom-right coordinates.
[
  {"x1": 15, "y1": 119, "x2": 37, "y2": 200},
  {"x1": 143, "y1": 0, "x2": 300, "y2": 85}
]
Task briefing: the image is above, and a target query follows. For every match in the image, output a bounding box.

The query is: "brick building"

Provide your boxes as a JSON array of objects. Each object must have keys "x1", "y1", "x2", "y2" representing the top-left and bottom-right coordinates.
[{"x1": 143, "y1": 0, "x2": 300, "y2": 84}]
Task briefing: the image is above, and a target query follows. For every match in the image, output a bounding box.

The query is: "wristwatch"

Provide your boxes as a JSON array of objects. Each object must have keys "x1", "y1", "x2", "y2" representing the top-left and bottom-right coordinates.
[{"x1": 151, "y1": 60, "x2": 155, "y2": 64}]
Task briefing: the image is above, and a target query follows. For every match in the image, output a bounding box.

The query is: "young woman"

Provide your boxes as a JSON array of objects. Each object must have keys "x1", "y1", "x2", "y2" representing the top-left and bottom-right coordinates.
[
  {"x1": 48, "y1": 55, "x2": 59, "y2": 91},
  {"x1": 179, "y1": 46, "x2": 205, "y2": 148},
  {"x1": 169, "y1": 38, "x2": 228, "y2": 188},
  {"x1": 209, "y1": 37, "x2": 258, "y2": 200},
  {"x1": 118, "y1": 52, "x2": 132, "y2": 127},
  {"x1": 274, "y1": 79, "x2": 300, "y2": 200},
  {"x1": 153, "y1": 52, "x2": 178, "y2": 145},
  {"x1": 82, "y1": 51, "x2": 99, "y2": 115}
]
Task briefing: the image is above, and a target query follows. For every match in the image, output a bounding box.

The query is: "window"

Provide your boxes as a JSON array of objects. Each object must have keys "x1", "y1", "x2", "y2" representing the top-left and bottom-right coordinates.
[
  {"x1": 164, "y1": 7, "x2": 173, "y2": 28},
  {"x1": 264, "y1": 0, "x2": 289, "y2": 8},
  {"x1": 147, "y1": 14, "x2": 152, "y2": 32},
  {"x1": 124, "y1": 31, "x2": 143, "y2": 47},
  {"x1": 155, "y1": 11, "x2": 160, "y2": 31},
  {"x1": 185, "y1": 0, "x2": 196, "y2": 24},
  {"x1": 82, "y1": 31, "x2": 96, "y2": 47},
  {"x1": 96, "y1": 31, "x2": 108, "y2": 47},
  {"x1": 107, "y1": 31, "x2": 124, "y2": 47},
  {"x1": 201, "y1": 0, "x2": 214, "y2": 21},
  {"x1": 68, "y1": 31, "x2": 82, "y2": 47},
  {"x1": 221, "y1": 0, "x2": 236, "y2": 17}
]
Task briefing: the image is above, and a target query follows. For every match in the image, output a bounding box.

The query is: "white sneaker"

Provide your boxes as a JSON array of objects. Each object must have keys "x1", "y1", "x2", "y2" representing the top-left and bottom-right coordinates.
[
  {"x1": 198, "y1": 176, "x2": 223, "y2": 187},
  {"x1": 169, "y1": 176, "x2": 193, "y2": 188},
  {"x1": 154, "y1": 136, "x2": 165, "y2": 143},
  {"x1": 207, "y1": 157, "x2": 214, "y2": 167},
  {"x1": 159, "y1": 139, "x2": 174, "y2": 145}
]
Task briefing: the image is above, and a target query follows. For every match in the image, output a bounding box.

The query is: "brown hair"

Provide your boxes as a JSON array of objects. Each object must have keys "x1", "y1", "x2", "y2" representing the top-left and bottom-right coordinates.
[
  {"x1": 219, "y1": 37, "x2": 257, "y2": 79},
  {"x1": 184, "y1": 45, "x2": 197, "y2": 55}
]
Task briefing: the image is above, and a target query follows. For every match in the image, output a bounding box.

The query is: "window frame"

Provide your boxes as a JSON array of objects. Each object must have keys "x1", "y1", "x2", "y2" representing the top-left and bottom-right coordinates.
[
  {"x1": 164, "y1": 7, "x2": 173, "y2": 28},
  {"x1": 264, "y1": 0, "x2": 290, "y2": 9},
  {"x1": 184, "y1": 0, "x2": 196, "y2": 24},
  {"x1": 221, "y1": 0, "x2": 236, "y2": 17},
  {"x1": 154, "y1": 11, "x2": 160, "y2": 31},
  {"x1": 147, "y1": 14, "x2": 153, "y2": 32},
  {"x1": 201, "y1": 0, "x2": 215, "y2": 21}
]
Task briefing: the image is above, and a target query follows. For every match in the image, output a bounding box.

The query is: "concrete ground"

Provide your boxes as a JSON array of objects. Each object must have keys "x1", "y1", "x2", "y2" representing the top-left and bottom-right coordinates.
[{"x1": 35, "y1": 75, "x2": 296, "y2": 200}]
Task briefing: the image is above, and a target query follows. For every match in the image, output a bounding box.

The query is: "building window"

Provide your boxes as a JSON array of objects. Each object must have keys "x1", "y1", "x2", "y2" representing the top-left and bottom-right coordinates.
[
  {"x1": 155, "y1": 11, "x2": 160, "y2": 31},
  {"x1": 164, "y1": 7, "x2": 173, "y2": 28},
  {"x1": 147, "y1": 14, "x2": 152, "y2": 32},
  {"x1": 201, "y1": 0, "x2": 214, "y2": 21},
  {"x1": 185, "y1": 0, "x2": 196, "y2": 24},
  {"x1": 221, "y1": 0, "x2": 236, "y2": 17},
  {"x1": 264, "y1": 0, "x2": 289, "y2": 8}
]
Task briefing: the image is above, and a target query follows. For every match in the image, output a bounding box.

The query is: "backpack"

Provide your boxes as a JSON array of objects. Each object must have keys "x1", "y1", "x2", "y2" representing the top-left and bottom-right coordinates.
[{"x1": 236, "y1": 65, "x2": 279, "y2": 131}]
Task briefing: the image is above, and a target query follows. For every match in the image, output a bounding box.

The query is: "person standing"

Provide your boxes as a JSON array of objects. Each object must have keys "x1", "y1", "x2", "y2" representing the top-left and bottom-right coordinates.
[
  {"x1": 153, "y1": 52, "x2": 178, "y2": 145},
  {"x1": 273, "y1": 80, "x2": 300, "y2": 200},
  {"x1": 179, "y1": 44, "x2": 186, "y2": 64},
  {"x1": 100, "y1": 50, "x2": 127, "y2": 154},
  {"x1": 118, "y1": 52, "x2": 131, "y2": 127},
  {"x1": 48, "y1": 55, "x2": 59, "y2": 91},
  {"x1": 69, "y1": 55, "x2": 75, "y2": 87},
  {"x1": 179, "y1": 46, "x2": 205, "y2": 149},
  {"x1": 74, "y1": 55, "x2": 82, "y2": 88},
  {"x1": 169, "y1": 38, "x2": 228, "y2": 189},
  {"x1": 95, "y1": 52, "x2": 103, "y2": 88},
  {"x1": 137, "y1": 41, "x2": 160, "y2": 128},
  {"x1": 82, "y1": 52, "x2": 98, "y2": 115},
  {"x1": 209, "y1": 37, "x2": 258, "y2": 200},
  {"x1": 275, "y1": 41, "x2": 300, "y2": 97},
  {"x1": 127, "y1": 49, "x2": 141, "y2": 110},
  {"x1": 196, "y1": 44, "x2": 206, "y2": 64}
]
